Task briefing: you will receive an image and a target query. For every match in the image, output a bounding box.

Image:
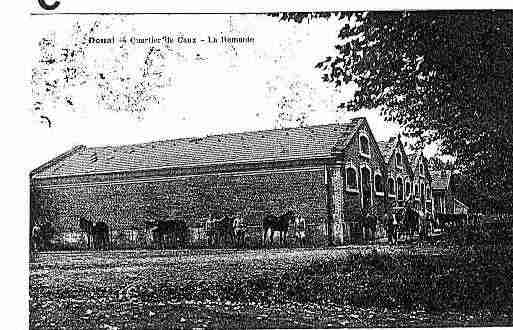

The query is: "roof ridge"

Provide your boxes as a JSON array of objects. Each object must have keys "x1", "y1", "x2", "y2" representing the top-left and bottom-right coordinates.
[{"x1": 86, "y1": 122, "x2": 356, "y2": 150}]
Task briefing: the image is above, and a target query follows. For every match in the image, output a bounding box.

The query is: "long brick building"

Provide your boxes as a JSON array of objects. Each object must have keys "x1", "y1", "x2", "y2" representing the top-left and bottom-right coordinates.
[{"x1": 30, "y1": 117, "x2": 431, "y2": 249}]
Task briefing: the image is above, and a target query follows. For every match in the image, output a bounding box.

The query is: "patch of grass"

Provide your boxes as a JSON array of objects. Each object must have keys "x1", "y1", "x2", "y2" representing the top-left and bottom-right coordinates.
[{"x1": 150, "y1": 246, "x2": 513, "y2": 315}]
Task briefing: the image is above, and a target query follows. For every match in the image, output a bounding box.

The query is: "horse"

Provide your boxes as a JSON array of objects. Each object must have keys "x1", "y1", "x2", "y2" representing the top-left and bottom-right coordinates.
[
  {"x1": 93, "y1": 222, "x2": 110, "y2": 250},
  {"x1": 262, "y1": 210, "x2": 296, "y2": 246},
  {"x1": 361, "y1": 211, "x2": 378, "y2": 243},
  {"x1": 383, "y1": 211, "x2": 398, "y2": 245},
  {"x1": 145, "y1": 219, "x2": 188, "y2": 249},
  {"x1": 233, "y1": 215, "x2": 246, "y2": 248},
  {"x1": 79, "y1": 217, "x2": 110, "y2": 250},
  {"x1": 294, "y1": 216, "x2": 307, "y2": 247},
  {"x1": 419, "y1": 211, "x2": 436, "y2": 241},
  {"x1": 402, "y1": 205, "x2": 419, "y2": 242},
  {"x1": 204, "y1": 215, "x2": 235, "y2": 247}
]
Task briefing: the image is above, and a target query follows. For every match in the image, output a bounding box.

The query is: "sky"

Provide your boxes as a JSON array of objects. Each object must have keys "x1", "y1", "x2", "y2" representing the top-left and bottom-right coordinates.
[{"x1": 29, "y1": 14, "x2": 437, "y2": 169}]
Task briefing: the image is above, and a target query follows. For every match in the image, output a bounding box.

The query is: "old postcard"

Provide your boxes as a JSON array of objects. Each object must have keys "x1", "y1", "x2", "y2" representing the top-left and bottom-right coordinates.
[{"x1": 18, "y1": 1, "x2": 513, "y2": 329}]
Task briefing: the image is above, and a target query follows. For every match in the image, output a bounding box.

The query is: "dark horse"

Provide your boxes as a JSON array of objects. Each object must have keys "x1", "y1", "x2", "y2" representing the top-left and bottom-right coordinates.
[
  {"x1": 145, "y1": 219, "x2": 188, "y2": 249},
  {"x1": 361, "y1": 211, "x2": 378, "y2": 242},
  {"x1": 401, "y1": 205, "x2": 419, "y2": 242},
  {"x1": 205, "y1": 215, "x2": 235, "y2": 247},
  {"x1": 79, "y1": 217, "x2": 110, "y2": 250},
  {"x1": 262, "y1": 210, "x2": 296, "y2": 246}
]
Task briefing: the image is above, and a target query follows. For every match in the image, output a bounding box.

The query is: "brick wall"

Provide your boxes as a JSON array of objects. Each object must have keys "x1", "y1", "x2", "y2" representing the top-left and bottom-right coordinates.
[{"x1": 31, "y1": 166, "x2": 330, "y2": 249}]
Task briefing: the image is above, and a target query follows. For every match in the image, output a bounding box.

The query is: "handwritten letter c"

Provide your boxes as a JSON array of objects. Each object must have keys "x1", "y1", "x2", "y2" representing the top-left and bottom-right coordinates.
[{"x1": 39, "y1": 0, "x2": 60, "y2": 10}]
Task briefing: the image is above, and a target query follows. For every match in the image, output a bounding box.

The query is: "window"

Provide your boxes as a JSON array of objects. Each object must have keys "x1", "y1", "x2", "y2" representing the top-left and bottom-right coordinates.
[
  {"x1": 361, "y1": 166, "x2": 372, "y2": 209},
  {"x1": 415, "y1": 184, "x2": 419, "y2": 198},
  {"x1": 346, "y1": 166, "x2": 358, "y2": 192},
  {"x1": 359, "y1": 134, "x2": 370, "y2": 157},
  {"x1": 397, "y1": 177, "x2": 404, "y2": 200},
  {"x1": 405, "y1": 180, "x2": 411, "y2": 198},
  {"x1": 420, "y1": 163, "x2": 424, "y2": 176},
  {"x1": 388, "y1": 178, "x2": 395, "y2": 196},
  {"x1": 374, "y1": 173, "x2": 384, "y2": 195},
  {"x1": 396, "y1": 152, "x2": 403, "y2": 167},
  {"x1": 361, "y1": 167, "x2": 371, "y2": 191}
]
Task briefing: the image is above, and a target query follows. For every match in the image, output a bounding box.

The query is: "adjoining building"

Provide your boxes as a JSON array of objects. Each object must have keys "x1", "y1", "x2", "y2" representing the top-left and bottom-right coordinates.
[
  {"x1": 30, "y1": 117, "x2": 390, "y2": 249},
  {"x1": 431, "y1": 170, "x2": 469, "y2": 215},
  {"x1": 378, "y1": 136, "x2": 415, "y2": 209},
  {"x1": 408, "y1": 152, "x2": 434, "y2": 213}
]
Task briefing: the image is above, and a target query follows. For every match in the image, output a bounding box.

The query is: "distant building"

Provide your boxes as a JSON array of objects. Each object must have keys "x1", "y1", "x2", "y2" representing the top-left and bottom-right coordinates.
[
  {"x1": 454, "y1": 199, "x2": 470, "y2": 214},
  {"x1": 431, "y1": 170, "x2": 469, "y2": 214}
]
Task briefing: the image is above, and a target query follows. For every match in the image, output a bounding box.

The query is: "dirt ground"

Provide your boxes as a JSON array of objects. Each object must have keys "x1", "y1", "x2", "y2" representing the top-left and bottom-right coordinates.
[{"x1": 29, "y1": 245, "x2": 513, "y2": 329}]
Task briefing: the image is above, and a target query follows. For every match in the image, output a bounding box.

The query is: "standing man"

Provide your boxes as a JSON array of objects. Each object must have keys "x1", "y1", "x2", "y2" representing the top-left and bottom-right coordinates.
[
  {"x1": 295, "y1": 215, "x2": 307, "y2": 247},
  {"x1": 233, "y1": 213, "x2": 246, "y2": 247}
]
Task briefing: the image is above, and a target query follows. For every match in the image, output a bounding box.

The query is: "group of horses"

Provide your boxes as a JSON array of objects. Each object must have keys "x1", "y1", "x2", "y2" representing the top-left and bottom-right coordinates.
[
  {"x1": 79, "y1": 217, "x2": 110, "y2": 250},
  {"x1": 360, "y1": 203, "x2": 436, "y2": 245},
  {"x1": 436, "y1": 213, "x2": 471, "y2": 232},
  {"x1": 31, "y1": 203, "x2": 442, "y2": 252},
  {"x1": 30, "y1": 210, "x2": 308, "y2": 252},
  {"x1": 204, "y1": 210, "x2": 306, "y2": 248}
]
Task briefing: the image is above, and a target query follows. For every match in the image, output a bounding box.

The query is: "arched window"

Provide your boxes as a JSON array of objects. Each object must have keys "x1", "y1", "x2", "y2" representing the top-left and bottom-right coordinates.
[
  {"x1": 415, "y1": 184, "x2": 419, "y2": 198},
  {"x1": 420, "y1": 163, "x2": 424, "y2": 176},
  {"x1": 396, "y1": 152, "x2": 403, "y2": 167},
  {"x1": 388, "y1": 178, "x2": 395, "y2": 196},
  {"x1": 346, "y1": 167, "x2": 358, "y2": 191},
  {"x1": 361, "y1": 167, "x2": 371, "y2": 191},
  {"x1": 405, "y1": 180, "x2": 411, "y2": 199},
  {"x1": 397, "y1": 177, "x2": 404, "y2": 201},
  {"x1": 374, "y1": 173, "x2": 384, "y2": 195},
  {"x1": 359, "y1": 134, "x2": 370, "y2": 156}
]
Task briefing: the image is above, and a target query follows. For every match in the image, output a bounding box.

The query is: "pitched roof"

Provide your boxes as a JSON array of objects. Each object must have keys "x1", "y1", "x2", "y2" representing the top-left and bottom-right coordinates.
[
  {"x1": 32, "y1": 122, "x2": 360, "y2": 179},
  {"x1": 377, "y1": 137, "x2": 397, "y2": 161},
  {"x1": 431, "y1": 170, "x2": 452, "y2": 190}
]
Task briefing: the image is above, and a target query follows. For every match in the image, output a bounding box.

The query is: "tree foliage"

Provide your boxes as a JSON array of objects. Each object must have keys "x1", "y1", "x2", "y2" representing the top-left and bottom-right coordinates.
[{"x1": 275, "y1": 11, "x2": 513, "y2": 211}]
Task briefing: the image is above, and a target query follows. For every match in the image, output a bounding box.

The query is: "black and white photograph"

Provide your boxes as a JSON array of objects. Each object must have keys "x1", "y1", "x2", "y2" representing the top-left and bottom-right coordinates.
[{"x1": 19, "y1": 3, "x2": 513, "y2": 329}]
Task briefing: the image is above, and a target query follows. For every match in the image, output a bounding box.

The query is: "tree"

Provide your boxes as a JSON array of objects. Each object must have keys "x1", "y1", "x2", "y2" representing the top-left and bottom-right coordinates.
[{"x1": 275, "y1": 11, "x2": 513, "y2": 211}]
